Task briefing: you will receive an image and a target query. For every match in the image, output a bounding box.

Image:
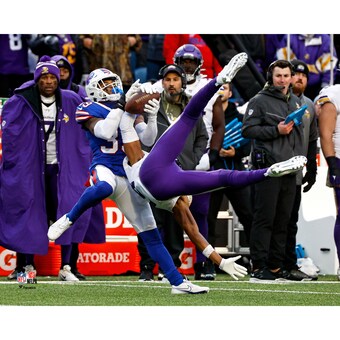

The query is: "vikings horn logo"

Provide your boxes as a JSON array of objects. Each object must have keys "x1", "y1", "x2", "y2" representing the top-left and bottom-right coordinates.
[
  {"x1": 63, "y1": 114, "x2": 69, "y2": 123},
  {"x1": 41, "y1": 66, "x2": 50, "y2": 75}
]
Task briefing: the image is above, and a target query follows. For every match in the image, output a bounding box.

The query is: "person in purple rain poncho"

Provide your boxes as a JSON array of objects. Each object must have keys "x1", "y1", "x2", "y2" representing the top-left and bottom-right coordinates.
[{"x1": 0, "y1": 55, "x2": 105, "y2": 282}]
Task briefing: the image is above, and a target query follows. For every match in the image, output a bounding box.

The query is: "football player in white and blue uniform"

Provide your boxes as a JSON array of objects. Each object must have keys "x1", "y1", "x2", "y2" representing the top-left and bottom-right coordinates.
[{"x1": 48, "y1": 68, "x2": 210, "y2": 294}]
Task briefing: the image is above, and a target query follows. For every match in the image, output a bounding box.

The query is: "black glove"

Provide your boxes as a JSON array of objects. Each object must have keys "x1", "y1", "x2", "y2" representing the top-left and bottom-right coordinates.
[
  {"x1": 302, "y1": 140, "x2": 317, "y2": 192},
  {"x1": 117, "y1": 93, "x2": 126, "y2": 111},
  {"x1": 208, "y1": 149, "x2": 219, "y2": 167},
  {"x1": 326, "y1": 156, "x2": 340, "y2": 186},
  {"x1": 302, "y1": 170, "x2": 316, "y2": 192}
]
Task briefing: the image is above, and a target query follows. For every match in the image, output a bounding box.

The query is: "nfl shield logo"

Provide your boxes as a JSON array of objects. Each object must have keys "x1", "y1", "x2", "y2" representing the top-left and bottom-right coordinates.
[{"x1": 17, "y1": 272, "x2": 27, "y2": 286}]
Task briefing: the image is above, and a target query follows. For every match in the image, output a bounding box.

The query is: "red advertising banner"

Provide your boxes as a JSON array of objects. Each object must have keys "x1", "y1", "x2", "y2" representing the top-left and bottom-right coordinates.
[{"x1": 0, "y1": 199, "x2": 196, "y2": 276}]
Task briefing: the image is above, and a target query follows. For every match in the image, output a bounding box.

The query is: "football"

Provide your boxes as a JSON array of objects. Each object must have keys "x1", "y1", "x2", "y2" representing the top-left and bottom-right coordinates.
[{"x1": 125, "y1": 91, "x2": 161, "y2": 115}]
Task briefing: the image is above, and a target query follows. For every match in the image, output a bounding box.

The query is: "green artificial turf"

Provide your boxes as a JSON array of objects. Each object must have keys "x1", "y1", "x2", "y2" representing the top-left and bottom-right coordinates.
[{"x1": 1, "y1": 273, "x2": 339, "y2": 306}]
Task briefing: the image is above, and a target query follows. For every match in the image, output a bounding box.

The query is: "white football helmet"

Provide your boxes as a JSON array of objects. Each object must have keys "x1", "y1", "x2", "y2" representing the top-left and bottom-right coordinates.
[{"x1": 85, "y1": 68, "x2": 123, "y2": 102}]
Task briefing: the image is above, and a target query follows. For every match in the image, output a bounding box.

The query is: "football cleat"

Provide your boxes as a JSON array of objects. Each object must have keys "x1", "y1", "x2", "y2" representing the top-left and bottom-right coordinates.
[
  {"x1": 58, "y1": 265, "x2": 79, "y2": 282},
  {"x1": 171, "y1": 280, "x2": 209, "y2": 294},
  {"x1": 265, "y1": 156, "x2": 307, "y2": 177},
  {"x1": 216, "y1": 52, "x2": 248, "y2": 85},
  {"x1": 48, "y1": 214, "x2": 73, "y2": 241}
]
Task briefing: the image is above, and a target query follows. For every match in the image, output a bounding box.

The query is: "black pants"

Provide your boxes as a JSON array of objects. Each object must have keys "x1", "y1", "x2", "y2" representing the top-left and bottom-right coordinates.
[
  {"x1": 250, "y1": 175, "x2": 296, "y2": 270},
  {"x1": 284, "y1": 185, "x2": 301, "y2": 270},
  {"x1": 208, "y1": 185, "x2": 254, "y2": 247}
]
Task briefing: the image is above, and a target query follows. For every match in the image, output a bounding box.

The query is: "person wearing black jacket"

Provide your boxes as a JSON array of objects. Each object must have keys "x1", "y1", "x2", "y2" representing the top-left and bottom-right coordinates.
[
  {"x1": 242, "y1": 60, "x2": 305, "y2": 282},
  {"x1": 208, "y1": 82, "x2": 253, "y2": 248}
]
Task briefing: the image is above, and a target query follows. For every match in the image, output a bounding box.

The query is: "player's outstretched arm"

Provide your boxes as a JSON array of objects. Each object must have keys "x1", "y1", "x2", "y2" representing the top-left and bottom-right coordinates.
[{"x1": 172, "y1": 197, "x2": 247, "y2": 280}]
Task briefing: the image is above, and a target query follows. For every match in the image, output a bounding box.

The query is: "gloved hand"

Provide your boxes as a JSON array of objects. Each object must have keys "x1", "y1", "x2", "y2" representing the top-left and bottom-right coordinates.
[
  {"x1": 195, "y1": 153, "x2": 210, "y2": 171},
  {"x1": 326, "y1": 156, "x2": 340, "y2": 186},
  {"x1": 144, "y1": 98, "x2": 160, "y2": 120},
  {"x1": 117, "y1": 93, "x2": 126, "y2": 111},
  {"x1": 219, "y1": 255, "x2": 248, "y2": 280},
  {"x1": 302, "y1": 169, "x2": 316, "y2": 192},
  {"x1": 140, "y1": 82, "x2": 159, "y2": 94},
  {"x1": 126, "y1": 79, "x2": 141, "y2": 102}
]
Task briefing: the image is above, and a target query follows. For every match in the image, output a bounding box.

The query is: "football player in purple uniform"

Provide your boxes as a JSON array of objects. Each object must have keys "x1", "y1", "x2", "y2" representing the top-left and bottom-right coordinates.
[{"x1": 118, "y1": 53, "x2": 306, "y2": 277}]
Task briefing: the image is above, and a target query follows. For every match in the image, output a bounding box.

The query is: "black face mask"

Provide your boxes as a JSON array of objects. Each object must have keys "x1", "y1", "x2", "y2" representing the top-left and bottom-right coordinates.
[{"x1": 59, "y1": 78, "x2": 70, "y2": 90}]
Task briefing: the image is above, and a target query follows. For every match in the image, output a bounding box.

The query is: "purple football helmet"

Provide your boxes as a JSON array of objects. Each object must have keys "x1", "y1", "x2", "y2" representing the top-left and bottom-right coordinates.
[{"x1": 173, "y1": 44, "x2": 204, "y2": 82}]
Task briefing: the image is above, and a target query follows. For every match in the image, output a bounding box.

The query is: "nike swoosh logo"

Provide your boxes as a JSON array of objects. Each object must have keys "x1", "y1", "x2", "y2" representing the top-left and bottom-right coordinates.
[
  {"x1": 179, "y1": 284, "x2": 192, "y2": 292},
  {"x1": 186, "y1": 284, "x2": 192, "y2": 292}
]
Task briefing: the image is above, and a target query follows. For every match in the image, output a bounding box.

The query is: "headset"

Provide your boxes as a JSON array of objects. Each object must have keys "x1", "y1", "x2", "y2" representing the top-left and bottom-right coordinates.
[
  {"x1": 266, "y1": 59, "x2": 295, "y2": 84},
  {"x1": 158, "y1": 64, "x2": 187, "y2": 90}
]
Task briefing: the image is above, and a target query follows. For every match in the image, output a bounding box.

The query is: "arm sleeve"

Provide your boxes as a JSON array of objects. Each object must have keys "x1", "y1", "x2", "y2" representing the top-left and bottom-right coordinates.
[
  {"x1": 93, "y1": 108, "x2": 123, "y2": 140},
  {"x1": 135, "y1": 116, "x2": 158, "y2": 147},
  {"x1": 119, "y1": 112, "x2": 139, "y2": 143}
]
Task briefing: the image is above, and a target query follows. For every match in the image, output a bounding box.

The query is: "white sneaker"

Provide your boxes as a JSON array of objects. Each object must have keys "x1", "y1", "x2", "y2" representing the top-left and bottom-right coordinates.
[
  {"x1": 58, "y1": 265, "x2": 79, "y2": 282},
  {"x1": 337, "y1": 268, "x2": 340, "y2": 281},
  {"x1": 171, "y1": 280, "x2": 209, "y2": 295},
  {"x1": 265, "y1": 156, "x2": 307, "y2": 177},
  {"x1": 48, "y1": 214, "x2": 72, "y2": 241},
  {"x1": 216, "y1": 52, "x2": 248, "y2": 84}
]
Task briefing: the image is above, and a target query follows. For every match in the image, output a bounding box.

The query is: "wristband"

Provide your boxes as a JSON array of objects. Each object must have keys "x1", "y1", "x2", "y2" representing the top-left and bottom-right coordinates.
[
  {"x1": 202, "y1": 244, "x2": 215, "y2": 258},
  {"x1": 219, "y1": 258, "x2": 225, "y2": 270}
]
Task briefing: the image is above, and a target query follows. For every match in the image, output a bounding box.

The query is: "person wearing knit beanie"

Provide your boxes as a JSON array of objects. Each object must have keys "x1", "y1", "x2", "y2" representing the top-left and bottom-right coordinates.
[{"x1": 34, "y1": 55, "x2": 60, "y2": 83}]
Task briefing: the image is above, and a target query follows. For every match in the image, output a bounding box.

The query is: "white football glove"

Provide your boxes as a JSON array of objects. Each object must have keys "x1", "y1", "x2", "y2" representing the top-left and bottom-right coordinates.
[
  {"x1": 140, "y1": 82, "x2": 159, "y2": 94},
  {"x1": 144, "y1": 98, "x2": 160, "y2": 120},
  {"x1": 195, "y1": 153, "x2": 210, "y2": 171},
  {"x1": 219, "y1": 255, "x2": 248, "y2": 280},
  {"x1": 125, "y1": 79, "x2": 141, "y2": 102}
]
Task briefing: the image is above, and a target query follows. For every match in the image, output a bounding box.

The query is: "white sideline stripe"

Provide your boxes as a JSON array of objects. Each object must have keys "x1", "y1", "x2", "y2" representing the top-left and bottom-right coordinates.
[
  {"x1": 0, "y1": 279, "x2": 338, "y2": 285},
  {"x1": 1, "y1": 280, "x2": 340, "y2": 296}
]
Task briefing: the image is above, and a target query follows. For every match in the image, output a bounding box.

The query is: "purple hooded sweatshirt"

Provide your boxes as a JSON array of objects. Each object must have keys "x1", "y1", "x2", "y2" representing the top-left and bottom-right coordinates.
[
  {"x1": 0, "y1": 80, "x2": 105, "y2": 255},
  {"x1": 51, "y1": 55, "x2": 87, "y2": 100}
]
